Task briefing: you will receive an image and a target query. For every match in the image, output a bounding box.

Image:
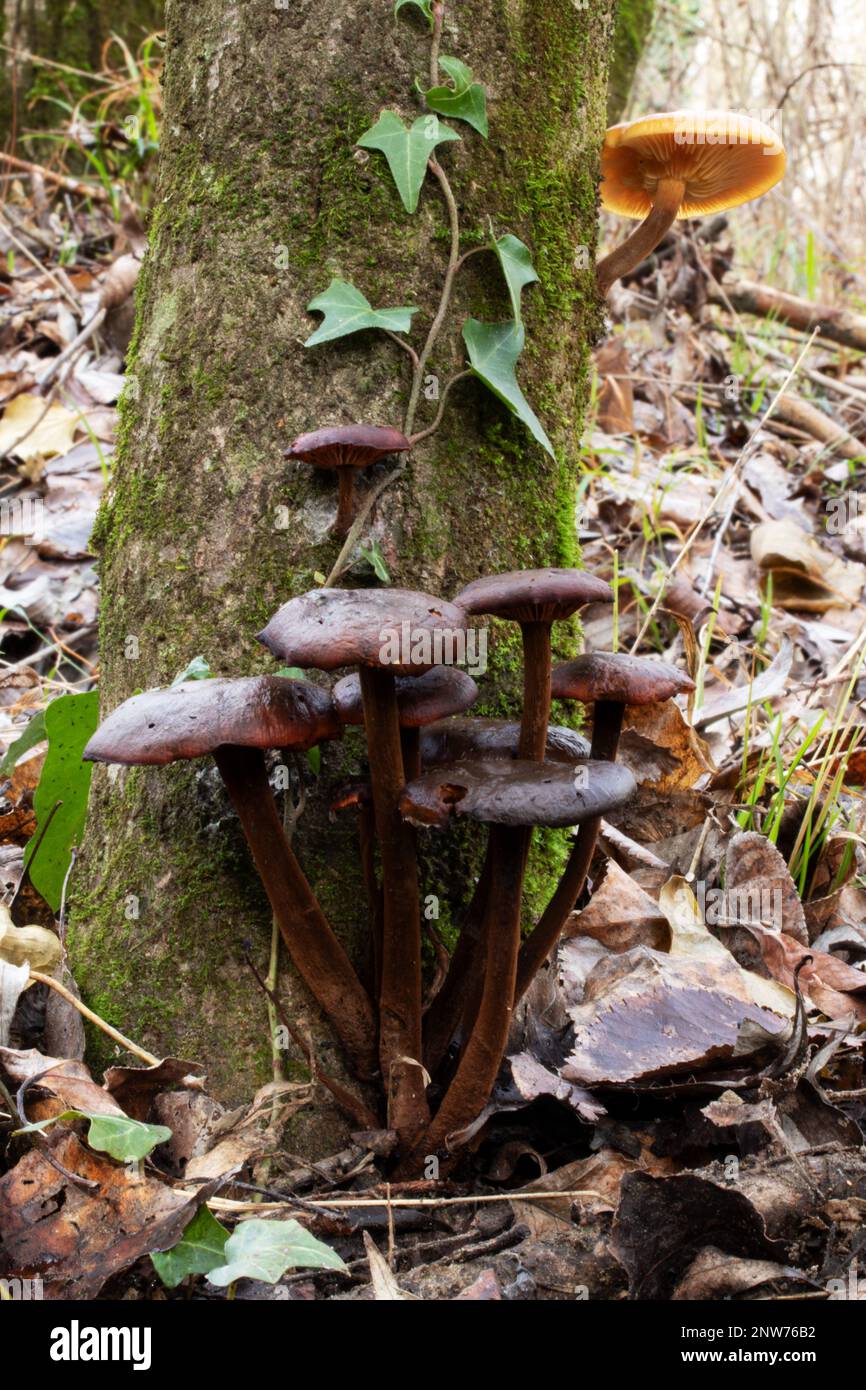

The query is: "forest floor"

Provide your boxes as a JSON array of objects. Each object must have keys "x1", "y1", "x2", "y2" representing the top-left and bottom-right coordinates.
[{"x1": 1, "y1": 171, "x2": 866, "y2": 1302}]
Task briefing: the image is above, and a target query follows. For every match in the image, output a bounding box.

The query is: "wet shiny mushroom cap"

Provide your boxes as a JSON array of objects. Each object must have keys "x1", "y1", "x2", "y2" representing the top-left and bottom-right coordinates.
[
  {"x1": 419, "y1": 716, "x2": 590, "y2": 767},
  {"x1": 285, "y1": 424, "x2": 411, "y2": 472},
  {"x1": 333, "y1": 666, "x2": 478, "y2": 728},
  {"x1": 601, "y1": 110, "x2": 786, "y2": 220},
  {"x1": 83, "y1": 676, "x2": 340, "y2": 766},
  {"x1": 257, "y1": 588, "x2": 467, "y2": 676},
  {"x1": 455, "y1": 568, "x2": 613, "y2": 625},
  {"x1": 399, "y1": 758, "x2": 636, "y2": 830},
  {"x1": 551, "y1": 652, "x2": 695, "y2": 706}
]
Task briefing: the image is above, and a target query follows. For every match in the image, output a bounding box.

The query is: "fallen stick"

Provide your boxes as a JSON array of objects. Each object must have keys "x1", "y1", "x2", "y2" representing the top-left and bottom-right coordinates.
[
  {"x1": 710, "y1": 278, "x2": 866, "y2": 354},
  {"x1": 773, "y1": 392, "x2": 866, "y2": 458},
  {"x1": 0, "y1": 150, "x2": 111, "y2": 204}
]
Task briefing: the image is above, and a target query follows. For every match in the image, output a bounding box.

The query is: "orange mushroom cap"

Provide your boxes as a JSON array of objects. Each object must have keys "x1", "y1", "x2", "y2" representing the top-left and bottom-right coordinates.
[{"x1": 600, "y1": 109, "x2": 786, "y2": 220}]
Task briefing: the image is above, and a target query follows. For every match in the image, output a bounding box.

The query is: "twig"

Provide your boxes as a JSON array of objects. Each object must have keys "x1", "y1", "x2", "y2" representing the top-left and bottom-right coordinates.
[
  {"x1": 384, "y1": 330, "x2": 419, "y2": 371},
  {"x1": 429, "y1": 1, "x2": 445, "y2": 87},
  {"x1": 0, "y1": 210, "x2": 81, "y2": 314},
  {"x1": 408, "y1": 370, "x2": 472, "y2": 445},
  {"x1": 0, "y1": 147, "x2": 112, "y2": 201},
  {"x1": 323, "y1": 461, "x2": 407, "y2": 587},
  {"x1": 403, "y1": 157, "x2": 461, "y2": 437},
  {"x1": 196, "y1": 1188, "x2": 603, "y2": 1214},
  {"x1": 27, "y1": 970, "x2": 159, "y2": 1064}
]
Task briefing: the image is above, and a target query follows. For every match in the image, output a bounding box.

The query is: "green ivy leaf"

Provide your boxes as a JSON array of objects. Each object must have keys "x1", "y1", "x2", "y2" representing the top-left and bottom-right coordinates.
[
  {"x1": 16, "y1": 1109, "x2": 171, "y2": 1161},
  {"x1": 462, "y1": 319, "x2": 554, "y2": 458},
  {"x1": 24, "y1": 691, "x2": 99, "y2": 911},
  {"x1": 172, "y1": 655, "x2": 214, "y2": 684},
  {"x1": 0, "y1": 708, "x2": 47, "y2": 776},
  {"x1": 394, "y1": 0, "x2": 434, "y2": 28},
  {"x1": 207, "y1": 1218, "x2": 348, "y2": 1286},
  {"x1": 420, "y1": 57, "x2": 488, "y2": 138},
  {"x1": 359, "y1": 540, "x2": 391, "y2": 583},
  {"x1": 304, "y1": 279, "x2": 418, "y2": 348},
  {"x1": 491, "y1": 234, "x2": 538, "y2": 324},
  {"x1": 151, "y1": 1206, "x2": 230, "y2": 1289},
  {"x1": 357, "y1": 112, "x2": 460, "y2": 213}
]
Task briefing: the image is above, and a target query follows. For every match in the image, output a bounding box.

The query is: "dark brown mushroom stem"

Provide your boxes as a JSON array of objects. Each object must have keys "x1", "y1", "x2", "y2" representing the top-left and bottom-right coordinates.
[
  {"x1": 423, "y1": 850, "x2": 492, "y2": 1074},
  {"x1": 400, "y1": 726, "x2": 422, "y2": 782},
  {"x1": 514, "y1": 700, "x2": 624, "y2": 1001},
  {"x1": 596, "y1": 176, "x2": 685, "y2": 296},
  {"x1": 400, "y1": 825, "x2": 524, "y2": 1171},
  {"x1": 357, "y1": 802, "x2": 384, "y2": 993},
  {"x1": 335, "y1": 468, "x2": 357, "y2": 537},
  {"x1": 518, "y1": 620, "x2": 553, "y2": 761},
  {"x1": 212, "y1": 744, "x2": 378, "y2": 1077},
  {"x1": 358, "y1": 666, "x2": 429, "y2": 1141}
]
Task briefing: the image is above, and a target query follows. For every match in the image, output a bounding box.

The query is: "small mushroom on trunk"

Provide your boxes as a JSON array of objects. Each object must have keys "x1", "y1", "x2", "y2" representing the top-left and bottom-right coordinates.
[
  {"x1": 83, "y1": 676, "x2": 378, "y2": 1077},
  {"x1": 596, "y1": 110, "x2": 786, "y2": 296},
  {"x1": 258, "y1": 587, "x2": 467, "y2": 1145},
  {"x1": 397, "y1": 757, "x2": 636, "y2": 1169},
  {"x1": 515, "y1": 652, "x2": 695, "y2": 1000},
  {"x1": 286, "y1": 424, "x2": 411, "y2": 537}
]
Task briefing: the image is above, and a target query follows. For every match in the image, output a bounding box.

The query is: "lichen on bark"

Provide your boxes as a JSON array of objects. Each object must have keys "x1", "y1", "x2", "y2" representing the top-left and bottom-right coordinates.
[{"x1": 72, "y1": 0, "x2": 616, "y2": 1115}]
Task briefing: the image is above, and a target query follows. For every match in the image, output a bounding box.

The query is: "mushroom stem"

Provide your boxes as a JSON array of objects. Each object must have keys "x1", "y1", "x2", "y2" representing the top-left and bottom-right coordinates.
[
  {"x1": 357, "y1": 801, "x2": 383, "y2": 994},
  {"x1": 400, "y1": 726, "x2": 421, "y2": 782},
  {"x1": 402, "y1": 825, "x2": 524, "y2": 1170},
  {"x1": 518, "y1": 621, "x2": 553, "y2": 761},
  {"x1": 596, "y1": 177, "x2": 686, "y2": 296},
  {"x1": 358, "y1": 665, "x2": 429, "y2": 1143},
  {"x1": 212, "y1": 744, "x2": 378, "y2": 1077},
  {"x1": 513, "y1": 700, "x2": 625, "y2": 1001},
  {"x1": 335, "y1": 469, "x2": 356, "y2": 537},
  {"x1": 423, "y1": 849, "x2": 492, "y2": 1075}
]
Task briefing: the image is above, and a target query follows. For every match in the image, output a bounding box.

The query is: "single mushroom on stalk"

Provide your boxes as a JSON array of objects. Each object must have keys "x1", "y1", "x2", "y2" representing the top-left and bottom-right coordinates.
[
  {"x1": 257, "y1": 587, "x2": 467, "y2": 1144},
  {"x1": 397, "y1": 756, "x2": 636, "y2": 1168},
  {"x1": 333, "y1": 665, "x2": 479, "y2": 780},
  {"x1": 596, "y1": 110, "x2": 786, "y2": 296},
  {"x1": 515, "y1": 652, "x2": 695, "y2": 1000},
  {"x1": 418, "y1": 716, "x2": 590, "y2": 1076},
  {"x1": 285, "y1": 424, "x2": 411, "y2": 538},
  {"x1": 83, "y1": 676, "x2": 378, "y2": 1077},
  {"x1": 454, "y1": 569, "x2": 612, "y2": 761}
]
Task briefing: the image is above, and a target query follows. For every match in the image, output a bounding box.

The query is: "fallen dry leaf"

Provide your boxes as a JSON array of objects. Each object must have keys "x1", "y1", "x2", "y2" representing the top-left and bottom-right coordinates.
[
  {"x1": 0, "y1": 393, "x2": 79, "y2": 462},
  {"x1": 751, "y1": 518, "x2": 866, "y2": 611}
]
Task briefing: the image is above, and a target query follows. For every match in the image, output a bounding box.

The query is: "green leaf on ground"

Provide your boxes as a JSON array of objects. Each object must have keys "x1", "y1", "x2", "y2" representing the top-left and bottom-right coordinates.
[
  {"x1": 359, "y1": 539, "x2": 391, "y2": 583},
  {"x1": 16, "y1": 1110, "x2": 171, "y2": 1161},
  {"x1": 24, "y1": 691, "x2": 99, "y2": 911},
  {"x1": 304, "y1": 279, "x2": 418, "y2": 348},
  {"x1": 357, "y1": 112, "x2": 460, "y2": 213},
  {"x1": 462, "y1": 319, "x2": 554, "y2": 457},
  {"x1": 395, "y1": 0, "x2": 434, "y2": 25},
  {"x1": 420, "y1": 57, "x2": 488, "y2": 137},
  {"x1": 207, "y1": 1218, "x2": 348, "y2": 1286},
  {"x1": 151, "y1": 1206, "x2": 230, "y2": 1288},
  {"x1": 0, "y1": 708, "x2": 47, "y2": 776},
  {"x1": 491, "y1": 234, "x2": 538, "y2": 323}
]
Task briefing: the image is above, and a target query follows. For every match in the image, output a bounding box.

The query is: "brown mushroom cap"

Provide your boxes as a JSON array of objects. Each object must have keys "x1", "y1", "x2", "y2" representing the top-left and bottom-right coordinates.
[
  {"x1": 257, "y1": 588, "x2": 467, "y2": 676},
  {"x1": 285, "y1": 424, "x2": 411, "y2": 472},
  {"x1": 83, "y1": 676, "x2": 340, "y2": 766},
  {"x1": 601, "y1": 110, "x2": 786, "y2": 221},
  {"x1": 333, "y1": 666, "x2": 478, "y2": 728},
  {"x1": 399, "y1": 758, "x2": 636, "y2": 830},
  {"x1": 551, "y1": 652, "x2": 695, "y2": 706},
  {"x1": 455, "y1": 568, "x2": 612, "y2": 625},
  {"x1": 419, "y1": 716, "x2": 590, "y2": 767}
]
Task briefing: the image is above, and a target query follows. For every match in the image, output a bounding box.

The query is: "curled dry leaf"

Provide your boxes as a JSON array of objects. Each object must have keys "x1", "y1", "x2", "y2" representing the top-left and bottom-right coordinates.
[
  {"x1": 0, "y1": 902, "x2": 62, "y2": 972},
  {"x1": 751, "y1": 518, "x2": 866, "y2": 611},
  {"x1": 723, "y1": 830, "x2": 809, "y2": 944},
  {"x1": 103, "y1": 1057, "x2": 206, "y2": 1122},
  {"x1": 564, "y1": 858, "x2": 670, "y2": 953},
  {"x1": 620, "y1": 700, "x2": 709, "y2": 793},
  {"x1": 671, "y1": 1245, "x2": 814, "y2": 1300},
  {"x1": 744, "y1": 923, "x2": 866, "y2": 1020}
]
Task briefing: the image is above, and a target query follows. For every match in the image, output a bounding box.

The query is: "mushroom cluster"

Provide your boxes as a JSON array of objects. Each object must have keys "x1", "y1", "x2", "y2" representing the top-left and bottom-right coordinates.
[{"x1": 83, "y1": 570, "x2": 694, "y2": 1172}]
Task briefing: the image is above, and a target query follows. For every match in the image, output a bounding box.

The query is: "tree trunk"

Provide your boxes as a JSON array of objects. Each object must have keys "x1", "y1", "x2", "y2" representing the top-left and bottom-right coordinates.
[
  {"x1": 71, "y1": 0, "x2": 616, "y2": 1129},
  {"x1": 607, "y1": 0, "x2": 654, "y2": 122}
]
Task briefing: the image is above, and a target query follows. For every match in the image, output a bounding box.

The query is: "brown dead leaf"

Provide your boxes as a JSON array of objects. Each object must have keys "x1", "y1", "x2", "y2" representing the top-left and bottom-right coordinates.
[
  {"x1": 751, "y1": 518, "x2": 866, "y2": 611},
  {"x1": 103, "y1": 1057, "x2": 206, "y2": 1121},
  {"x1": 621, "y1": 700, "x2": 709, "y2": 792},
  {"x1": 565, "y1": 858, "x2": 670, "y2": 952},
  {"x1": 594, "y1": 339, "x2": 633, "y2": 433},
  {"x1": 745, "y1": 924, "x2": 866, "y2": 1020},
  {"x1": 724, "y1": 831, "x2": 809, "y2": 944}
]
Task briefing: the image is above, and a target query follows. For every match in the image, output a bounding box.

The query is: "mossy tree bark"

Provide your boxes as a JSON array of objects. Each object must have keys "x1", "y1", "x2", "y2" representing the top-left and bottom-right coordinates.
[
  {"x1": 72, "y1": 0, "x2": 616, "y2": 1131},
  {"x1": 607, "y1": 0, "x2": 654, "y2": 122}
]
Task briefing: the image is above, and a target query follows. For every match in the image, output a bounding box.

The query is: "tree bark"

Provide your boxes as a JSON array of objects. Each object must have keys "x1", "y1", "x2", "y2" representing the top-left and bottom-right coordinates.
[{"x1": 71, "y1": 0, "x2": 616, "y2": 1124}]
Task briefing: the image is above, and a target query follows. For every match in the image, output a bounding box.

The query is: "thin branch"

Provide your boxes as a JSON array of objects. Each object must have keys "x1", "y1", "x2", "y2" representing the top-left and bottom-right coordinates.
[
  {"x1": 28, "y1": 971, "x2": 159, "y2": 1064},
  {"x1": 384, "y1": 330, "x2": 420, "y2": 371},
  {"x1": 403, "y1": 157, "x2": 461, "y2": 438},
  {"x1": 408, "y1": 369, "x2": 472, "y2": 445},
  {"x1": 430, "y1": 0, "x2": 444, "y2": 86}
]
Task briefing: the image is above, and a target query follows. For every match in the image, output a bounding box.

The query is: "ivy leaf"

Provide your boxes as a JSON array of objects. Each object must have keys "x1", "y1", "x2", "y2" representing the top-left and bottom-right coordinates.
[
  {"x1": 16, "y1": 1110, "x2": 172, "y2": 1162},
  {"x1": 304, "y1": 279, "x2": 418, "y2": 348},
  {"x1": 172, "y1": 655, "x2": 214, "y2": 684},
  {"x1": 151, "y1": 1207, "x2": 230, "y2": 1289},
  {"x1": 24, "y1": 691, "x2": 99, "y2": 912},
  {"x1": 359, "y1": 540, "x2": 391, "y2": 583},
  {"x1": 0, "y1": 708, "x2": 47, "y2": 776},
  {"x1": 420, "y1": 57, "x2": 488, "y2": 138},
  {"x1": 491, "y1": 234, "x2": 538, "y2": 324},
  {"x1": 394, "y1": 0, "x2": 434, "y2": 28},
  {"x1": 357, "y1": 112, "x2": 460, "y2": 214},
  {"x1": 207, "y1": 1218, "x2": 348, "y2": 1286},
  {"x1": 462, "y1": 319, "x2": 554, "y2": 458}
]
